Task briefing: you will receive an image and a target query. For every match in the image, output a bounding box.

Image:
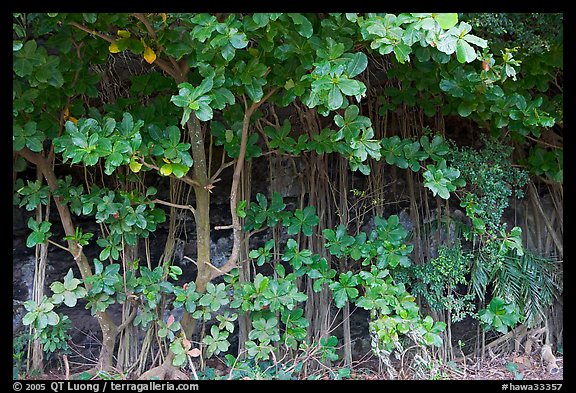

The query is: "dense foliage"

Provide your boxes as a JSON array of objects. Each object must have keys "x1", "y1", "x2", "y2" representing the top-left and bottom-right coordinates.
[{"x1": 13, "y1": 12, "x2": 562, "y2": 380}]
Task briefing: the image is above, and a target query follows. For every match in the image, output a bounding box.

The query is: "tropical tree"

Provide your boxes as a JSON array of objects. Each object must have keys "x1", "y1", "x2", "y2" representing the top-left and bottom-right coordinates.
[{"x1": 13, "y1": 12, "x2": 562, "y2": 380}]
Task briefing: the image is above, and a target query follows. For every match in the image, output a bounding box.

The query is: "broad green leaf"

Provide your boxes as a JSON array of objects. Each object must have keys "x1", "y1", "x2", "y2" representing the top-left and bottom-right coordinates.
[
  {"x1": 196, "y1": 77, "x2": 214, "y2": 97},
  {"x1": 63, "y1": 291, "x2": 78, "y2": 307},
  {"x1": 288, "y1": 14, "x2": 313, "y2": 38},
  {"x1": 346, "y1": 52, "x2": 368, "y2": 78},
  {"x1": 393, "y1": 43, "x2": 411, "y2": 64},
  {"x1": 22, "y1": 312, "x2": 37, "y2": 326},
  {"x1": 463, "y1": 34, "x2": 488, "y2": 48},
  {"x1": 328, "y1": 84, "x2": 343, "y2": 110},
  {"x1": 433, "y1": 13, "x2": 458, "y2": 29},
  {"x1": 457, "y1": 101, "x2": 475, "y2": 117},
  {"x1": 456, "y1": 40, "x2": 477, "y2": 63},
  {"x1": 338, "y1": 78, "x2": 365, "y2": 96},
  {"x1": 230, "y1": 32, "x2": 249, "y2": 49}
]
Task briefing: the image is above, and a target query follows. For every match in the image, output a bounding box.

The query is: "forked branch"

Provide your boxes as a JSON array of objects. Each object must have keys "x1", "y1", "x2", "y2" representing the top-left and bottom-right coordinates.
[{"x1": 210, "y1": 87, "x2": 278, "y2": 280}]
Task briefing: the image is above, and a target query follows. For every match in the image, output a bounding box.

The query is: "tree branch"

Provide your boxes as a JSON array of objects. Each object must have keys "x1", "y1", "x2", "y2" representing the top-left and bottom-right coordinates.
[
  {"x1": 132, "y1": 13, "x2": 157, "y2": 41},
  {"x1": 211, "y1": 87, "x2": 278, "y2": 280},
  {"x1": 525, "y1": 134, "x2": 563, "y2": 150},
  {"x1": 68, "y1": 21, "x2": 115, "y2": 43},
  {"x1": 69, "y1": 20, "x2": 183, "y2": 82},
  {"x1": 152, "y1": 198, "x2": 196, "y2": 216},
  {"x1": 17, "y1": 148, "x2": 120, "y2": 335},
  {"x1": 118, "y1": 307, "x2": 139, "y2": 332},
  {"x1": 209, "y1": 160, "x2": 235, "y2": 183},
  {"x1": 48, "y1": 239, "x2": 71, "y2": 253},
  {"x1": 139, "y1": 158, "x2": 202, "y2": 188}
]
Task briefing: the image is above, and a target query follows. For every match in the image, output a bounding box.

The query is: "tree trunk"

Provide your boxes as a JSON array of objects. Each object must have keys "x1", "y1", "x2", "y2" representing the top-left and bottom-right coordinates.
[{"x1": 18, "y1": 148, "x2": 121, "y2": 376}]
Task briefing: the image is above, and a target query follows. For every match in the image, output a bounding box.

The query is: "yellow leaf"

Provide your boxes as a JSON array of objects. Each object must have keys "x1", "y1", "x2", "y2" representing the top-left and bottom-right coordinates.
[
  {"x1": 108, "y1": 42, "x2": 120, "y2": 53},
  {"x1": 143, "y1": 46, "x2": 156, "y2": 64},
  {"x1": 62, "y1": 107, "x2": 78, "y2": 124},
  {"x1": 129, "y1": 156, "x2": 142, "y2": 173},
  {"x1": 160, "y1": 13, "x2": 167, "y2": 24},
  {"x1": 162, "y1": 157, "x2": 171, "y2": 164},
  {"x1": 117, "y1": 29, "x2": 131, "y2": 38},
  {"x1": 160, "y1": 164, "x2": 172, "y2": 176}
]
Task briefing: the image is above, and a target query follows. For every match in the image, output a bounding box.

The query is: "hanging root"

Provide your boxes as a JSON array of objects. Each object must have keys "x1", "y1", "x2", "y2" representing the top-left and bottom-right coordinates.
[{"x1": 540, "y1": 344, "x2": 560, "y2": 375}]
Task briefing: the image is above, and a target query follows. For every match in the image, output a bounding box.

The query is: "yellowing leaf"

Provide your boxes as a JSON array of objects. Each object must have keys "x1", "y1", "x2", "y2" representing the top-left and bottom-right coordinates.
[
  {"x1": 117, "y1": 30, "x2": 131, "y2": 38},
  {"x1": 162, "y1": 157, "x2": 171, "y2": 164},
  {"x1": 143, "y1": 46, "x2": 156, "y2": 64},
  {"x1": 284, "y1": 79, "x2": 295, "y2": 90},
  {"x1": 129, "y1": 156, "x2": 142, "y2": 173},
  {"x1": 62, "y1": 107, "x2": 78, "y2": 124},
  {"x1": 160, "y1": 13, "x2": 167, "y2": 24},
  {"x1": 108, "y1": 42, "x2": 120, "y2": 53},
  {"x1": 160, "y1": 164, "x2": 172, "y2": 176}
]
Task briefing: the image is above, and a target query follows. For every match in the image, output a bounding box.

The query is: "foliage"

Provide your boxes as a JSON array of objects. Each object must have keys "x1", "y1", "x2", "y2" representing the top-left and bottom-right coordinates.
[
  {"x1": 478, "y1": 297, "x2": 522, "y2": 334},
  {"x1": 410, "y1": 242, "x2": 476, "y2": 322},
  {"x1": 12, "y1": 12, "x2": 561, "y2": 379},
  {"x1": 13, "y1": 332, "x2": 32, "y2": 380},
  {"x1": 50, "y1": 268, "x2": 87, "y2": 307},
  {"x1": 448, "y1": 135, "x2": 529, "y2": 235},
  {"x1": 22, "y1": 296, "x2": 60, "y2": 331},
  {"x1": 38, "y1": 315, "x2": 72, "y2": 355},
  {"x1": 464, "y1": 13, "x2": 562, "y2": 56},
  {"x1": 489, "y1": 250, "x2": 562, "y2": 328},
  {"x1": 506, "y1": 362, "x2": 524, "y2": 380}
]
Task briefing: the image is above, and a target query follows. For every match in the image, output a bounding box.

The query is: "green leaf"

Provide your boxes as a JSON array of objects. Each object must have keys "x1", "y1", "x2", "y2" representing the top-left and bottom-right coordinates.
[
  {"x1": 433, "y1": 13, "x2": 458, "y2": 29},
  {"x1": 22, "y1": 312, "x2": 37, "y2": 326},
  {"x1": 160, "y1": 164, "x2": 173, "y2": 176},
  {"x1": 82, "y1": 13, "x2": 97, "y2": 23},
  {"x1": 173, "y1": 354, "x2": 187, "y2": 367},
  {"x1": 456, "y1": 40, "x2": 477, "y2": 63},
  {"x1": 338, "y1": 78, "x2": 365, "y2": 96},
  {"x1": 288, "y1": 14, "x2": 313, "y2": 38},
  {"x1": 27, "y1": 230, "x2": 47, "y2": 248},
  {"x1": 463, "y1": 34, "x2": 488, "y2": 48},
  {"x1": 63, "y1": 291, "x2": 78, "y2": 307},
  {"x1": 63, "y1": 269, "x2": 80, "y2": 290},
  {"x1": 328, "y1": 84, "x2": 343, "y2": 110},
  {"x1": 46, "y1": 311, "x2": 60, "y2": 326},
  {"x1": 230, "y1": 32, "x2": 249, "y2": 49},
  {"x1": 457, "y1": 101, "x2": 475, "y2": 117},
  {"x1": 50, "y1": 281, "x2": 65, "y2": 294},
  {"x1": 221, "y1": 43, "x2": 236, "y2": 61},
  {"x1": 393, "y1": 44, "x2": 411, "y2": 64},
  {"x1": 332, "y1": 286, "x2": 348, "y2": 308},
  {"x1": 346, "y1": 52, "x2": 368, "y2": 78},
  {"x1": 196, "y1": 77, "x2": 214, "y2": 97}
]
